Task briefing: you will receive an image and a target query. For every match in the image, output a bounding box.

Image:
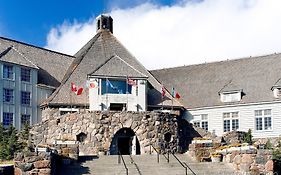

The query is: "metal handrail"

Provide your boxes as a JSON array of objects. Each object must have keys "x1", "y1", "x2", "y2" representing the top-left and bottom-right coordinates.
[
  {"x1": 129, "y1": 155, "x2": 142, "y2": 175},
  {"x1": 171, "y1": 152, "x2": 196, "y2": 175},
  {"x1": 150, "y1": 144, "x2": 169, "y2": 163},
  {"x1": 118, "y1": 151, "x2": 128, "y2": 175}
]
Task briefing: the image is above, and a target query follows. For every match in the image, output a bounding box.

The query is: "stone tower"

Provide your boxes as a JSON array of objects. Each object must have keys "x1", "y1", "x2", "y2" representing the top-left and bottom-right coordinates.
[{"x1": 96, "y1": 14, "x2": 113, "y2": 33}]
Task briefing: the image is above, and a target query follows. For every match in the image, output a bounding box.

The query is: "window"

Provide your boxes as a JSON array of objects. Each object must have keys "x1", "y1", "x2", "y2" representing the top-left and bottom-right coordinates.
[
  {"x1": 21, "y1": 91, "x2": 31, "y2": 105},
  {"x1": 3, "y1": 88, "x2": 14, "y2": 103},
  {"x1": 21, "y1": 114, "x2": 30, "y2": 126},
  {"x1": 3, "y1": 64, "x2": 13, "y2": 79},
  {"x1": 223, "y1": 112, "x2": 239, "y2": 132},
  {"x1": 192, "y1": 114, "x2": 208, "y2": 131},
  {"x1": 101, "y1": 79, "x2": 132, "y2": 95},
  {"x1": 21, "y1": 68, "x2": 31, "y2": 82},
  {"x1": 3, "y1": 112, "x2": 13, "y2": 127},
  {"x1": 221, "y1": 92, "x2": 241, "y2": 102},
  {"x1": 255, "y1": 109, "x2": 272, "y2": 131}
]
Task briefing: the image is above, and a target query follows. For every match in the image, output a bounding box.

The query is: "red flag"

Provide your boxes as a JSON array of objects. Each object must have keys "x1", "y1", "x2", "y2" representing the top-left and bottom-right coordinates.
[
  {"x1": 76, "y1": 88, "x2": 83, "y2": 95},
  {"x1": 161, "y1": 85, "x2": 166, "y2": 97},
  {"x1": 71, "y1": 82, "x2": 83, "y2": 95},
  {"x1": 175, "y1": 92, "x2": 181, "y2": 99},
  {"x1": 127, "y1": 78, "x2": 137, "y2": 86},
  {"x1": 71, "y1": 82, "x2": 77, "y2": 92}
]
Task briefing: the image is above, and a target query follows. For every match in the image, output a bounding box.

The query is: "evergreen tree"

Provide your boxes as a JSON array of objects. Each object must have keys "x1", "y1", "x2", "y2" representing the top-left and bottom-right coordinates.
[{"x1": 243, "y1": 129, "x2": 253, "y2": 145}]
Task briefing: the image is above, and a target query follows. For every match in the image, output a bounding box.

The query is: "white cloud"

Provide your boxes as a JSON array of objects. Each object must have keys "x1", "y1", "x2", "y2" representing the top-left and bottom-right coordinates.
[{"x1": 45, "y1": 0, "x2": 281, "y2": 70}]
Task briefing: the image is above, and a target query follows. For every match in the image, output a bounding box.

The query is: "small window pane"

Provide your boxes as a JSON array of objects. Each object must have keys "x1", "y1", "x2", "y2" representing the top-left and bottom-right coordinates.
[
  {"x1": 232, "y1": 112, "x2": 239, "y2": 118},
  {"x1": 21, "y1": 68, "x2": 31, "y2": 82},
  {"x1": 21, "y1": 91, "x2": 31, "y2": 105},
  {"x1": 202, "y1": 121, "x2": 208, "y2": 131},
  {"x1": 21, "y1": 114, "x2": 31, "y2": 126},
  {"x1": 255, "y1": 117, "x2": 263, "y2": 130},
  {"x1": 3, "y1": 88, "x2": 14, "y2": 103},
  {"x1": 224, "y1": 120, "x2": 230, "y2": 132},
  {"x1": 232, "y1": 119, "x2": 239, "y2": 130},
  {"x1": 193, "y1": 121, "x2": 200, "y2": 127},
  {"x1": 264, "y1": 109, "x2": 271, "y2": 116},
  {"x1": 3, "y1": 65, "x2": 13, "y2": 79},
  {"x1": 223, "y1": 113, "x2": 230, "y2": 118},
  {"x1": 3, "y1": 112, "x2": 13, "y2": 127},
  {"x1": 255, "y1": 110, "x2": 262, "y2": 116},
  {"x1": 264, "y1": 117, "x2": 272, "y2": 130},
  {"x1": 201, "y1": 114, "x2": 208, "y2": 120}
]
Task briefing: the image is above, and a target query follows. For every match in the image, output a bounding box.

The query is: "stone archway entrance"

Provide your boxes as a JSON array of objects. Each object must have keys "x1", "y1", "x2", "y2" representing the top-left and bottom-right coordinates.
[{"x1": 110, "y1": 128, "x2": 140, "y2": 155}]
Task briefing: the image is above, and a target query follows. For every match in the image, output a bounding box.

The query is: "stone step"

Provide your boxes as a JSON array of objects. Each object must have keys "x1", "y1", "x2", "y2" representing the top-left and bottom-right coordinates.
[{"x1": 58, "y1": 154, "x2": 236, "y2": 175}]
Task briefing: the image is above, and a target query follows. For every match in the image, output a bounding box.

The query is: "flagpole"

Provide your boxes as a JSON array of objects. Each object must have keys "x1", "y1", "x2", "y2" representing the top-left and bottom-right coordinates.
[
  {"x1": 161, "y1": 82, "x2": 164, "y2": 110},
  {"x1": 171, "y1": 87, "x2": 174, "y2": 113},
  {"x1": 126, "y1": 76, "x2": 128, "y2": 111},
  {"x1": 70, "y1": 86, "x2": 73, "y2": 113},
  {"x1": 106, "y1": 78, "x2": 108, "y2": 110}
]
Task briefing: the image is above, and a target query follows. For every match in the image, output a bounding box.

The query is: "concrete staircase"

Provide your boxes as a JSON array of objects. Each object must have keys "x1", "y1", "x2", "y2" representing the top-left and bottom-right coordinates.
[{"x1": 58, "y1": 154, "x2": 236, "y2": 175}]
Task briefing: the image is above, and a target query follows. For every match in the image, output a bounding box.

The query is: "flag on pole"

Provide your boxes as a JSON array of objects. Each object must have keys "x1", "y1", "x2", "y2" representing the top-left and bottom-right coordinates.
[
  {"x1": 71, "y1": 82, "x2": 77, "y2": 92},
  {"x1": 127, "y1": 78, "x2": 137, "y2": 86},
  {"x1": 161, "y1": 85, "x2": 166, "y2": 97},
  {"x1": 86, "y1": 80, "x2": 98, "y2": 89},
  {"x1": 71, "y1": 82, "x2": 83, "y2": 95},
  {"x1": 172, "y1": 87, "x2": 181, "y2": 99}
]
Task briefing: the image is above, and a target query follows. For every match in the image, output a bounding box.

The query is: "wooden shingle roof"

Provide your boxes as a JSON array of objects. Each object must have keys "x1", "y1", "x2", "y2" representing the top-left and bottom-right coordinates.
[
  {"x1": 0, "y1": 37, "x2": 74, "y2": 87},
  {"x1": 0, "y1": 46, "x2": 38, "y2": 69},
  {"x1": 45, "y1": 30, "x2": 182, "y2": 107},
  {"x1": 151, "y1": 54, "x2": 281, "y2": 109}
]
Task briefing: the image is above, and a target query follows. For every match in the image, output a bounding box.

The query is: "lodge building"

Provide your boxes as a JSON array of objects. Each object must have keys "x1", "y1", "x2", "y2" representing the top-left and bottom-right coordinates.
[{"x1": 1, "y1": 14, "x2": 281, "y2": 140}]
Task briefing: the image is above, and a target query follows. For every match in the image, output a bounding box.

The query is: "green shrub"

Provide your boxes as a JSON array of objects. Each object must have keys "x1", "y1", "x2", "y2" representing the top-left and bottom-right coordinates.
[{"x1": 243, "y1": 129, "x2": 253, "y2": 145}]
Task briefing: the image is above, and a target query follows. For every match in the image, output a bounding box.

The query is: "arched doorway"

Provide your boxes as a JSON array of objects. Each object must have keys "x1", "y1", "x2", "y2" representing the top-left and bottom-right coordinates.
[{"x1": 110, "y1": 128, "x2": 140, "y2": 155}]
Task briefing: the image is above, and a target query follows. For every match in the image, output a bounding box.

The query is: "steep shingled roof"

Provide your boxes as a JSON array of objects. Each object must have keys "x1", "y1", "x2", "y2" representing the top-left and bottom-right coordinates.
[
  {"x1": 151, "y1": 54, "x2": 281, "y2": 109},
  {"x1": 0, "y1": 46, "x2": 38, "y2": 69},
  {"x1": 44, "y1": 30, "x2": 182, "y2": 107},
  {"x1": 0, "y1": 37, "x2": 74, "y2": 87},
  {"x1": 90, "y1": 55, "x2": 148, "y2": 78}
]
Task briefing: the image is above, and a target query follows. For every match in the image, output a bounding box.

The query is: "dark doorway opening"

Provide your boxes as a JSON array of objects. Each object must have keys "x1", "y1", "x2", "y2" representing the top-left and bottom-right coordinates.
[
  {"x1": 109, "y1": 103, "x2": 125, "y2": 111},
  {"x1": 110, "y1": 128, "x2": 140, "y2": 155},
  {"x1": 118, "y1": 137, "x2": 131, "y2": 155}
]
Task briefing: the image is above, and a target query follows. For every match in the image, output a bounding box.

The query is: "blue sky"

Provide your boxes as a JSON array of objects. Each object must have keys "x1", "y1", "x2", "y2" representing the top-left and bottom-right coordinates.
[
  {"x1": 1, "y1": 0, "x2": 281, "y2": 69},
  {"x1": 0, "y1": 0, "x2": 178, "y2": 46}
]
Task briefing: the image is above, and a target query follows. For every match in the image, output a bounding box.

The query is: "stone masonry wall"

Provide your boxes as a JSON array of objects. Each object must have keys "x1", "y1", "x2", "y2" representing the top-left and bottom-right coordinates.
[{"x1": 31, "y1": 108, "x2": 178, "y2": 155}]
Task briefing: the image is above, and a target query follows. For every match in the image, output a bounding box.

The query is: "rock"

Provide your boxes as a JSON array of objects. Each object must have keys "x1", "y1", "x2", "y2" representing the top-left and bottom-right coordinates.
[
  {"x1": 38, "y1": 168, "x2": 51, "y2": 175},
  {"x1": 14, "y1": 167, "x2": 22, "y2": 175},
  {"x1": 265, "y1": 160, "x2": 273, "y2": 171},
  {"x1": 242, "y1": 154, "x2": 253, "y2": 164},
  {"x1": 33, "y1": 160, "x2": 51, "y2": 169},
  {"x1": 233, "y1": 155, "x2": 242, "y2": 164},
  {"x1": 240, "y1": 163, "x2": 251, "y2": 172}
]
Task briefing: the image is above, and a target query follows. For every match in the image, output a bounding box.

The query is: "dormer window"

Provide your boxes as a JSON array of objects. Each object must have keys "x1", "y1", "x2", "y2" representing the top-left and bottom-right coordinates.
[
  {"x1": 219, "y1": 81, "x2": 242, "y2": 103},
  {"x1": 273, "y1": 88, "x2": 281, "y2": 98},
  {"x1": 220, "y1": 91, "x2": 241, "y2": 103}
]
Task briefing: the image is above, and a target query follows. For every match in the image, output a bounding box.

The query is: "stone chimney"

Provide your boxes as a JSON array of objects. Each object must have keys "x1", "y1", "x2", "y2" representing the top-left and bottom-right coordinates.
[{"x1": 96, "y1": 14, "x2": 113, "y2": 33}]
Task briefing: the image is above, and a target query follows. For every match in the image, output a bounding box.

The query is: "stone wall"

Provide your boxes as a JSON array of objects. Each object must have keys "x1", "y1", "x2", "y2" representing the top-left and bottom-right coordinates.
[
  {"x1": 223, "y1": 150, "x2": 274, "y2": 174},
  {"x1": 14, "y1": 152, "x2": 55, "y2": 175},
  {"x1": 31, "y1": 108, "x2": 178, "y2": 155}
]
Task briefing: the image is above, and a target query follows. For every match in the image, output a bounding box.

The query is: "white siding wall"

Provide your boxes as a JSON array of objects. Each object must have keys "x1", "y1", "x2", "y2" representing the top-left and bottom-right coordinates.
[
  {"x1": 89, "y1": 78, "x2": 147, "y2": 111},
  {"x1": 0, "y1": 62, "x2": 38, "y2": 130},
  {"x1": 186, "y1": 102, "x2": 281, "y2": 138}
]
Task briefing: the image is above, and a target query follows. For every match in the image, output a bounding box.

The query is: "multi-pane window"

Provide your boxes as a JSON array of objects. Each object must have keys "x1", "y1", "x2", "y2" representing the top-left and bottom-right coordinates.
[
  {"x1": 21, "y1": 68, "x2": 31, "y2": 82},
  {"x1": 192, "y1": 114, "x2": 208, "y2": 131},
  {"x1": 255, "y1": 109, "x2": 272, "y2": 131},
  {"x1": 223, "y1": 112, "x2": 239, "y2": 132},
  {"x1": 3, "y1": 112, "x2": 13, "y2": 127},
  {"x1": 3, "y1": 88, "x2": 14, "y2": 103},
  {"x1": 21, "y1": 91, "x2": 31, "y2": 105},
  {"x1": 3, "y1": 64, "x2": 14, "y2": 79},
  {"x1": 21, "y1": 114, "x2": 31, "y2": 126}
]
